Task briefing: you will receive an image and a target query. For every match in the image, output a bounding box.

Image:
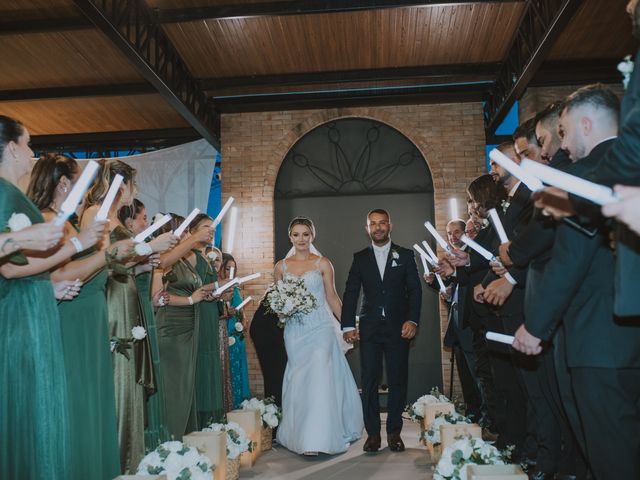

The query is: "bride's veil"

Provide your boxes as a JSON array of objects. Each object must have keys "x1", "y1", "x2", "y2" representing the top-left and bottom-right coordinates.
[{"x1": 285, "y1": 243, "x2": 322, "y2": 258}]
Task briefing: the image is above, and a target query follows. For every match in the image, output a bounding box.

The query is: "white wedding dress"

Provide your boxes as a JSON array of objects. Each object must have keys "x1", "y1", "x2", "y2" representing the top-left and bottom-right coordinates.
[{"x1": 276, "y1": 258, "x2": 364, "y2": 454}]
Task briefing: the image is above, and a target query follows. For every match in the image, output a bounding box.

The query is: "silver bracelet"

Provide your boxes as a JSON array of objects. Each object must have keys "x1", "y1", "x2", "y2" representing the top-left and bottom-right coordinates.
[{"x1": 69, "y1": 236, "x2": 83, "y2": 253}]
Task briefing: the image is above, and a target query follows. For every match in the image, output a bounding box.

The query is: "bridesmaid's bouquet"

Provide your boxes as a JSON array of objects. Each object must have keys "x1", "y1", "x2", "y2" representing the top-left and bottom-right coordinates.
[
  {"x1": 136, "y1": 440, "x2": 213, "y2": 480},
  {"x1": 265, "y1": 277, "x2": 317, "y2": 326}
]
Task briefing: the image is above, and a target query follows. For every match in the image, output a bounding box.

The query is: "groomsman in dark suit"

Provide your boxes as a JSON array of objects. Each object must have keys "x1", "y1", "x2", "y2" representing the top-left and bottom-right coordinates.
[
  {"x1": 341, "y1": 209, "x2": 422, "y2": 453},
  {"x1": 515, "y1": 85, "x2": 640, "y2": 479}
]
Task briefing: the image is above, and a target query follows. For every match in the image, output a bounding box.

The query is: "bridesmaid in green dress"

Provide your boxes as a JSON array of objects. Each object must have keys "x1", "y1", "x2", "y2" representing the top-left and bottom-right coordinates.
[
  {"x1": 155, "y1": 214, "x2": 213, "y2": 438},
  {"x1": 118, "y1": 199, "x2": 171, "y2": 448},
  {"x1": 26, "y1": 153, "x2": 131, "y2": 480},
  {"x1": 190, "y1": 214, "x2": 225, "y2": 425},
  {"x1": 0, "y1": 116, "x2": 105, "y2": 479}
]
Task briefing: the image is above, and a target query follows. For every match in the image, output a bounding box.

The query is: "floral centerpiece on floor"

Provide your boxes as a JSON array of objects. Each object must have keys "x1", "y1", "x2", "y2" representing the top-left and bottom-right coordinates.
[
  {"x1": 136, "y1": 440, "x2": 213, "y2": 480},
  {"x1": 434, "y1": 437, "x2": 511, "y2": 480},
  {"x1": 406, "y1": 386, "x2": 451, "y2": 423},
  {"x1": 203, "y1": 421, "x2": 252, "y2": 480},
  {"x1": 265, "y1": 277, "x2": 317, "y2": 327},
  {"x1": 240, "y1": 396, "x2": 282, "y2": 449},
  {"x1": 422, "y1": 412, "x2": 472, "y2": 445}
]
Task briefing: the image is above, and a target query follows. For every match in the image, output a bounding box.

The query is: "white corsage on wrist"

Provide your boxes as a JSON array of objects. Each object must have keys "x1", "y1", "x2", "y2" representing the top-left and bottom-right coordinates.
[
  {"x1": 7, "y1": 212, "x2": 31, "y2": 231},
  {"x1": 134, "y1": 242, "x2": 153, "y2": 256}
]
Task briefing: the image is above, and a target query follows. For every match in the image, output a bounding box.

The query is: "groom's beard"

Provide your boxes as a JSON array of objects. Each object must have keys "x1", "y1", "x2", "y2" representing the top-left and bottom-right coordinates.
[{"x1": 370, "y1": 231, "x2": 390, "y2": 245}]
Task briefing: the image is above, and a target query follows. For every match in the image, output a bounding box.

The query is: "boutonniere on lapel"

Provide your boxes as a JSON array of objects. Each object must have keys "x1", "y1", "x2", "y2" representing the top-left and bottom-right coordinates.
[
  {"x1": 391, "y1": 249, "x2": 400, "y2": 267},
  {"x1": 500, "y1": 198, "x2": 510, "y2": 213},
  {"x1": 618, "y1": 54, "x2": 634, "y2": 90},
  {"x1": 481, "y1": 218, "x2": 490, "y2": 230}
]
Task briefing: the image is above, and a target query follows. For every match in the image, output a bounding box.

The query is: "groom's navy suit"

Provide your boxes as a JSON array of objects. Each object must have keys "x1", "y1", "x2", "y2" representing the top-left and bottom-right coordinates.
[{"x1": 341, "y1": 242, "x2": 422, "y2": 436}]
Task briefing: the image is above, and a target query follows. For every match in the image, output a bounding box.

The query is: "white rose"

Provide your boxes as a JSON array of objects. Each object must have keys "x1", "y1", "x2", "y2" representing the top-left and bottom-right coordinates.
[
  {"x1": 435, "y1": 453, "x2": 455, "y2": 477},
  {"x1": 182, "y1": 447, "x2": 200, "y2": 465},
  {"x1": 164, "y1": 451, "x2": 184, "y2": 474},
  {"x1": 228, "y1": 336, "x2": 236, "y2": 346},
  {"x1": 234, "y1": 322, "x2": 244, "y2": 332},
  {"x1": 163, "y1": 440, "x2": 184, "y2": 453},
  {"x1": 134, "y1": 242, "x2": 153, "y2": 256},
  {"x1": 265, "y1": 413, "x2": 278, "y2": 427},
  {"x1": 131, "y1": 326, "x2": 147, "y2": 340},
  {"x1": 459, "y1": 441, "x2": 474, "y2": 459},
  {"x1": 7, "y1": 212, "x2": 31, "y2": 232},
  {"x1": 207, "y1": 251, "x2": 217, "y2": 260}
]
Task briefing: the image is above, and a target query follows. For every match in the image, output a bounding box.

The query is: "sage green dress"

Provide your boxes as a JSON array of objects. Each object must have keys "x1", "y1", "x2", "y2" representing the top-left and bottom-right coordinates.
[
  {"x1": 108, "y1": 226, "x2": 155, "y2": 473},
  {"x1": 136, "y1": 271, "x2": 170, "y2": 448},
  {"x1": 57, "y1": 242, "x2": 120, "y2": 480},
  {"x1": 0, "y1": 178, "x2": 70, "y2": 479},
  {"x1": 156, "y1": 258, "x2": 202, "y2": 438},
  {"x1": 194, "y1": 250, "x2": 225, "y2": 425}
]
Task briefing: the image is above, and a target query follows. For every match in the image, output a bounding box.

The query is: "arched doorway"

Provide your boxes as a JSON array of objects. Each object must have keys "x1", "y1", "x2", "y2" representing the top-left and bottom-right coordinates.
[{"x1": 274, "y1": 117, "x2": 441, "y2": 403}]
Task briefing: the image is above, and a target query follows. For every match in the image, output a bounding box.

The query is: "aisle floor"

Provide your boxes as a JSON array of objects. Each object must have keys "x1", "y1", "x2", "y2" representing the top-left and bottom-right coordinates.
[{"x1": 239, "y1": 415, "x2": 435, "y2": 479}]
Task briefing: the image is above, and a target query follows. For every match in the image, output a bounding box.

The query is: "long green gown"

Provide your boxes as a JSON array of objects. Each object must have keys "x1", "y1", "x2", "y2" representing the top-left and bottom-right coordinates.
[
  {"x1": 156, "y1": 258, "x2": 202, "y2": 439},
  {"x1": 0, "y1": 178, "x2": 70, "y2": 479},
  {"x1": 136, "y1": 271, "x2": 170, "y2": 448},
  {"x1": 108, "y1": 226, "x2": 155, "y2": 473},
  {"x1": 194, "y1": 250, "x2": 225, "y2": 426},
  {"x1": 57, "y1": 241, "x2": 120, "y2": 480}
]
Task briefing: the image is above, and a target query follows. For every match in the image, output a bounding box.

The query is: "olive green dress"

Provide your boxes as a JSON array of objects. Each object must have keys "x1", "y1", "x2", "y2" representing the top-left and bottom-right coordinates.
[
  {"x1": 0, "y1": 178, "x2": 70, "y2": 479},
  {"x1": 57, "y1": 242, "x2": 120, "y2": 480},
  {"x1": 194, "y1": 250, "x2": 225, "y2": 426},
  {"x1": 136, "y1": 271, "x2": 170, "y2": 448},
  {"x1": 108, "y1": 226, "x2": 155, "y2": 473},
  {"x1": 156, "y1": 258, "x2": 202, "y2": 438}
]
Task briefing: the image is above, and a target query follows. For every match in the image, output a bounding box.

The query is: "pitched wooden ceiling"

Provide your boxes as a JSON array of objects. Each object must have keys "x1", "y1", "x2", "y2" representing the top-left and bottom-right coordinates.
[{"x1": 0, "y1": 0, "x2": 635, "y2": 151}]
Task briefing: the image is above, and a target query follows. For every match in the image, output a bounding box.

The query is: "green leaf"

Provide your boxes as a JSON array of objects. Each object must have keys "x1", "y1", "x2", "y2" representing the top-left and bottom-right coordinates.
[{"x1": 7, "y1": 252, "x2": 28, "y2": 266}]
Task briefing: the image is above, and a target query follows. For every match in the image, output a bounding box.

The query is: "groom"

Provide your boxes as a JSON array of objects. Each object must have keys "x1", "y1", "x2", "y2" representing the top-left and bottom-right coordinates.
[{"x1": 341, "y1": 209, "x2": 422, "y2": 452}]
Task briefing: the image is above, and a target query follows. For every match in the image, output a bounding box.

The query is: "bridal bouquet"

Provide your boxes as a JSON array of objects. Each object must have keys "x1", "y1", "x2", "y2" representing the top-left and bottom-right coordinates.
[
  {"x1": 136, "y1": 440, "x2": 213, "y2": 480},
  {"x1": 202, "y1": 421, "x2": 252, "y2": 460},
  {"x1": 110, "y1": 326, "x2": 147, "y2": 360},
  {"x1": 422, "y1": 412, "x2": 472, "y2": 445},
  {"x1": 240, "y1": 396, "x2": 282, "y2": 429},
  {"x1": 266, "y1": 277, "x2": 317, "y2": 326},
  {"x1": 434, "y1": 437, "x2": 511, "y2": 480},
  {"x1": 407, "y1": 387, "x2": 451, "y2": 422}
]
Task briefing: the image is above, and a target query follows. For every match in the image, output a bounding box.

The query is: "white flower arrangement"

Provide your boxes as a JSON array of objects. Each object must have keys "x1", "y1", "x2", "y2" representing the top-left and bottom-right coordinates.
[
  {"x1": 266, "y1": 277, "x2": 318, "y2": 327},
  {"x1": 203, "y1": 422, "x2": 252, "y2": 460},
  {"x1": 228, "y1": 336, "x2": 236, "y2": 346},
  {"x1": 618, "y1": 54, "x2": 634, "y2": 90},
  {"x1": 422, "y1": 412, "x2": 472, "y2": 445},
  {"x1": 7, "y1": 212, "x2": 31, "y2": 232},
  {"x1": 406, "y1": 387, "x2": 451, "y2": 422},
  {"x1": 134, "y1": 242, "x2": 153, "y2": 256},
  {"x1": 240, "y1": 396, "x2": 282, "y2": 429},
  {"x1": 434, "y1": 437, "x2": 510, "y2": 480},
  {"x1": 136, "y1": 440, "x2": 213, "y2": 480}
]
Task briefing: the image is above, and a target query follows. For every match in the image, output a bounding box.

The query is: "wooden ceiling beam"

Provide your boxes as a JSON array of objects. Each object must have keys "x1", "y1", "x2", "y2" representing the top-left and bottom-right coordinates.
[
  {"x1": 484, "y1": 0, "x2": 584, "y2": 135},
  {"x1": 71, "y1": 0, "x2": 219, "y2": 148}
]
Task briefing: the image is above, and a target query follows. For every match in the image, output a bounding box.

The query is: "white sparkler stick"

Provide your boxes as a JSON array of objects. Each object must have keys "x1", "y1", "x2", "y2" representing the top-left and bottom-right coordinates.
[
  {"x1": 449, "y1": 198, "x2": 459, "y2": 220},
  {"x1": 134, "y1": 214, "x2": 172, "y2": 243},
  {"x1": 421, "y1": 241, "x2": 439, "y2": 264},
  {"x1": 460, "y1": 235, "x2": 517, "y2": 285},
  {"x1": 212, "y1": 196, "x2": 235, "y2": 229},
  {"x1": 521, "y1": 159, "x2": 618, "y2": 206},
  {"x1": 173, "y1": 208, "x2": 200, "y2": 237},
  {"x1": 489, "y1": 149, "x2": 544, "y2": 192},
  {"x1": 55, "y1": 160, "x2": 100, "y2": 226},
  {"x1": 235, "y1": 296, "x2": 253, "y2": 311},
  {"x1": 213, "y1": 278, "x2": 239, "y2": 297},
  {"x1": 95, "y1": 174, "x2": 124, "y2": 221},
  {"x1": 413, "y1": 244, "x2": 445, "y2": 292},
  {"x1": 425, "y1": 221, "x2": 452, "y2": 253},
  {"x1": 486, "y1": 331, "x2": 515, "y2": 345},
  {"x1": 236, "y1": 272, "x2": 261, "y2": 285},
  {"x1": 488, "y1": 208, "x2": 509, "y2": 244}
]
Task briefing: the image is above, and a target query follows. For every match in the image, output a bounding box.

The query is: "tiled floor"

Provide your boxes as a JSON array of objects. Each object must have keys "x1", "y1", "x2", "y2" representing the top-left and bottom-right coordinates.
[{"x1": 240, "y1": 416, "x2": 435, "y2": 479}]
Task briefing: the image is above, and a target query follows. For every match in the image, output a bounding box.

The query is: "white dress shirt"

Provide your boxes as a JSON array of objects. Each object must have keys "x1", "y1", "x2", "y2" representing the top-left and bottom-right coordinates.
[{"x1": 372, "y1": 240, "x2": 391, "y2": 280}]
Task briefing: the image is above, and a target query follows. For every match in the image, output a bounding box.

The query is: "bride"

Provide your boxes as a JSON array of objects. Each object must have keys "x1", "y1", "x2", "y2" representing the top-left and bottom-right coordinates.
[{"x1": 274, "y1": 216, "x2": 363, "y2": 455}]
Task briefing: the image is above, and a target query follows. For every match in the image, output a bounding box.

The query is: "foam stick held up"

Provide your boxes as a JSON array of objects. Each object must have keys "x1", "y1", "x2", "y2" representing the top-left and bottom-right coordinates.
[
  {"x1": 488, "y1": 208, "x2": 509, "y2": 244},
  {"x1": 486, "y1": 331, "x2": 515, "y2": 345},
  {"x1": 424, "y1": 221, "x2": 451, "y2": 253},
  {"x1": 213, "y1": 279, "x2": 238, "y2": 297},
  {"x1": 413, "y1": 244, "x2": 437, "y2": 267},
  {"x1": 55, "y1": 160, "x2": 100, "y2": 226},
  {"x1": 235, "y1": 296, "x2": 253, "y2": 311},
  {"x1": 520, "y1": 159, "x2": 618, "y2": 206},
  {"x1": 95, "y1": 174, "x2": 124, "y2": 221},
  {"x1": 236, "y1": 272, "x2": 261, "y2": 285},
  {"x1": 173, "y1": 208, "x2": 200, "y2": 237},
  {"x1": 421, "y1": 241, "x2": 439, "y2": 264},
  {"x1": 489, "y1": 149, "x2": 544, "y2": 192},
  {"x1": 460, "y1": 234, "x2": 517, "y2": 285},
  {"x1": 449, "y1": 198, "x2": 459, "y2": 220},
  {"x1": 229, "y1": 266, "x2": 235, "y2": 279},
  {"x1": 134, "y1": 214, "x2": 172, "y2": 243},
  {"x1": 212, "y1": 196, "x2": 235, "y2": 229}
]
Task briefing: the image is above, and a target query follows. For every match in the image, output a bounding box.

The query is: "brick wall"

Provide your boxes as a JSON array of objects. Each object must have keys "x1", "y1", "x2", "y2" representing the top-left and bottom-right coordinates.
[{"x1": 220, "y1": 104, "x2": 488, "y2": 400}]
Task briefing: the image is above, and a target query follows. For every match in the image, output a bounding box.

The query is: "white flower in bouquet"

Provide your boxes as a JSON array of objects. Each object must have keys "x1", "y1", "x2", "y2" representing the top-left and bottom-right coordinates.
[
  {"x1": 203, "y1": 422, "x2": 251, "y2": 460},
  {"x1": 423, "y1": 412, "x2": 472, "y2": 445},
  {"x1": 234, "y1": 322, "x2": 244, "y2": 332},
  {"x1": 266, "y1": 277, "x2": 318, "y2": 326},
  {"x1": 137, "y1": 441, "x2": 213, "y2": 480},
  {"x1": 131, "y1": 326, "x2": 147, "y2": 340},
  {"x1": 134, "y1": 242, "x2": 153, "y2": 256},
  {"x1": 7, "y1": 212, "x2": 31, "y2": 232},
  {"x1": 240, "y1": 396, "x2": 282, "y2": 428},
  {"x1": 228, "y1": 336, "x2": 236, "y2": 346},
  {"x1": 433, "y1": 437, "x2": 507, "y2": 480},
  {"x1": 264, "y1": 412, "x2": 279, "y2": 428}
]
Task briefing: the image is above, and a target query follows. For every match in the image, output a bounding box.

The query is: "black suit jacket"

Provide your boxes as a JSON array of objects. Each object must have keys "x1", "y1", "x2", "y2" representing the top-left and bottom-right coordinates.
[
  {"x1": 341, "y1": 243, "x2": 422, "y2": 332},
  {"x1": 526, "y1": 140, "x2": 640, "y2": 368}
]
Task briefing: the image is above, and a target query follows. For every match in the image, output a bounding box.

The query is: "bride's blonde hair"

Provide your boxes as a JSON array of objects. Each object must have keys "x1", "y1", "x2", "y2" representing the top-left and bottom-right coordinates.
[{"x1": 288, "y1": 216, "x2": 316, "y2": 238}]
